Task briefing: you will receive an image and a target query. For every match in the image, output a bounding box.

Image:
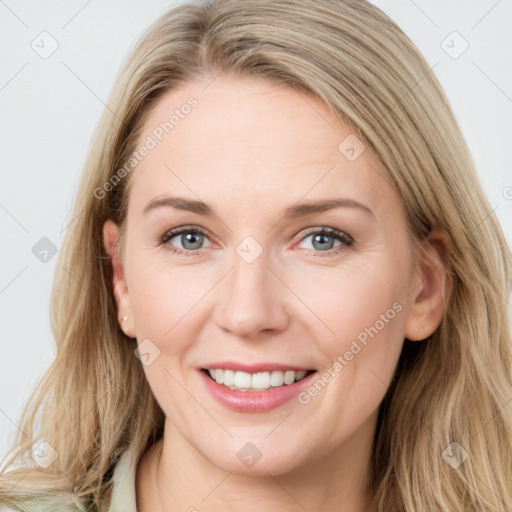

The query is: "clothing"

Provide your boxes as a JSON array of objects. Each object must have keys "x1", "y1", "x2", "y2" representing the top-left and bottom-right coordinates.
[
  {"x1": 107, "y1": 446, "x2": 138, "y2": 512},
  {"x1": 0, "y1": 447, "x2": 138, "y2": 512}
]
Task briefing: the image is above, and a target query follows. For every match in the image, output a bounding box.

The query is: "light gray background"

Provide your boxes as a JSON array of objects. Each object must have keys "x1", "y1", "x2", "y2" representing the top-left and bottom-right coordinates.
[{"x1": 1, "y1": 0, "x2": 511, "y2": 462}]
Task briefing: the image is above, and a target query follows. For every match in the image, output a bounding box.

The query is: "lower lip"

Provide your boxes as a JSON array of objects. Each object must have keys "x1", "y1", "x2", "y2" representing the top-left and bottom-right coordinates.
[{"x1": 199, "y1": 369, "x2": 317, "y2": 413}]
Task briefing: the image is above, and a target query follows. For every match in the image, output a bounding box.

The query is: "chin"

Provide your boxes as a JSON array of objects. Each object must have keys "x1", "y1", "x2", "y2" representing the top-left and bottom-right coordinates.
[{"x1": 201, "y1": 438, "x2": 310, "y2": 476}]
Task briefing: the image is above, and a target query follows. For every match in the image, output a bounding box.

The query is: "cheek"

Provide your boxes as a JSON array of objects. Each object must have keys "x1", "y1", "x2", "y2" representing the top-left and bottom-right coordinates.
[
  {"x1": 334, "y1": 270, "x2": 406, "y2": 349},
  {"x1": 299, "y1": 253, "x2": 407, "y2": 345},
  {"x1": 125, "y1": 257, "x2": 211, "y2": 412},
  {"x1": 126, "y1": 254, "x2": 207, "y2": 351},
  {"x1": 295, "y1": 271, "x2": 406, "y2": 440},
  {"x1": 304, "y1": 253, "x2": 409, "y2": 396}
]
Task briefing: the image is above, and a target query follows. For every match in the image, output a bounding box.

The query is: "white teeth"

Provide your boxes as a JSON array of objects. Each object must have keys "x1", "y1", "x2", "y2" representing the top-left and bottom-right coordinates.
[
  {"x1": 283, "y1": 370, "x2": 295, "y2": 385},
  {"x1": 206, "y1": 369, "x2": 310, "y2": 391},
  {"x1": 269, "y1": 371, "x2": 284, "y2": 387},
  {"x1": 223, "y1": 369, "x2": 235, "y2": 386},
  {"x1": 295, "y1": 370, "x2": 307, "y2": 381},
  {"x1": 251, "y1": 372, "x2": 270, "y2": 389},
  {"x1": 234, "y1": 371, "x2": 252, "y2": 389},
  {"x1": 214, "y1": 368, "x2": 224, "y2": 384}
]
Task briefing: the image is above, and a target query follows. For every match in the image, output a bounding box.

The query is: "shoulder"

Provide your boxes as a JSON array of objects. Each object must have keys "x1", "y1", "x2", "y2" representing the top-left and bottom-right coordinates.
[
  {"x1": 0, "y1": 501, "x2": 85, "y2": 512},
  {"x1": 0, "y1": 447, "x2": 138, "y2": 512}
]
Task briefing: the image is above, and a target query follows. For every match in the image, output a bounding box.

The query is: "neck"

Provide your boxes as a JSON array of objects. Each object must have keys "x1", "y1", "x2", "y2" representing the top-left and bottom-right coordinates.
[{"x1": 136, "y1": 413, "x2": 378, "y2": 512}]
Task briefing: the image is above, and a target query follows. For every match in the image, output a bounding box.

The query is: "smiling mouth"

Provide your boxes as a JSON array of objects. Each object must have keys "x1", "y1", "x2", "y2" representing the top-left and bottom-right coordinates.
[{"x1": 202, "y1": 368, "x2": 316, "y2": 392}]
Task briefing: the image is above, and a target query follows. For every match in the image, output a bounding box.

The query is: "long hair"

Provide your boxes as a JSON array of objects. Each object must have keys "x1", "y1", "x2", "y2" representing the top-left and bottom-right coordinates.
[{"x1": 1, "y1": 1, "x2": 511, "y2": 510}]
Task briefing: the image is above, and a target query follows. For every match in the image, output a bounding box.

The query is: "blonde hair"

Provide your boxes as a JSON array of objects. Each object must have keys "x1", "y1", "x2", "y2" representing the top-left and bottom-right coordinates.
[{"x1": 1, "y1": 1, "x2": 511, "y2": 510}]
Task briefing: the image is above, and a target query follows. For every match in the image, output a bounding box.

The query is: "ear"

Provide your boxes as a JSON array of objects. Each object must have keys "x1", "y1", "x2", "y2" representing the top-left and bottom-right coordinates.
[
  {"x1": 103, "y1": 219, "x2": 135, "y2": 337},
  {"x1": 404, "y1": 227, "x2": 452, "y2": 341}
]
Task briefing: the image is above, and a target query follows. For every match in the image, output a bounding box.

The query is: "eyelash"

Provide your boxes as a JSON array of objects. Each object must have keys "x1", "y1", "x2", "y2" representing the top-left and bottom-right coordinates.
[{"x1": 158, "y1": 225, "x2": 353, "y2": 257}]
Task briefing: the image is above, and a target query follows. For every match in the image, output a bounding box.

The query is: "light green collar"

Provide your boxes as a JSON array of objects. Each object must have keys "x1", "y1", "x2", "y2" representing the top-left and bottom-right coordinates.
[{"x1": 107, "y1": 447, "x2": 138, "y2": 512}]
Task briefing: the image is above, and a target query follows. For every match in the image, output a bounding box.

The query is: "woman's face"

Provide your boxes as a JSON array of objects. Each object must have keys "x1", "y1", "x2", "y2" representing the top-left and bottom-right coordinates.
[{"x1": 104, "y1": 74, "x2": 436, "y2": 475}]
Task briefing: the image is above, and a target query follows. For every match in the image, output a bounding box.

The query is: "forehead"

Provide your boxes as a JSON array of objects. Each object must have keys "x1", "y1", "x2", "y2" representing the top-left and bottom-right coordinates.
[{"x1": 127, "y1": 74, "x2": 398, "y2": 219}]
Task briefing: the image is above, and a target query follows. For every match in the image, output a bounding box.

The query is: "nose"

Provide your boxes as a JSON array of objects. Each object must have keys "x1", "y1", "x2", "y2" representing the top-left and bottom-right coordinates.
[{"x1": 212, "y1": 249, "x2": 290, "y2": 339}]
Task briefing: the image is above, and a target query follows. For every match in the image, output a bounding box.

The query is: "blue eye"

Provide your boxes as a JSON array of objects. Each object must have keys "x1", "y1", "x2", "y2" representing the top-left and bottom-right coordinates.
[
  {"x1": 159, "y1": 226, "x2": 353, "y2": 256},
  {"x1": 159, "y1": 226, "x2": 212, "y2": 256},
  {"x1": 297, "y1": 228, "x2": 353, "y2": 256}
]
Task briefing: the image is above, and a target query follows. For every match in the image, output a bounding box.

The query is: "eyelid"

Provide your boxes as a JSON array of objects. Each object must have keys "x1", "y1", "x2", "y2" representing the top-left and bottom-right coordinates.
[
  {"x1": 158, "y1": 224, "x2": 353, "y2": 256},
  {"x1": 293, "y1": 226, "x2": 353, "y2": 256},
  {"x1": 159, "y1": 225, "x2": 216, "y2": 249},
  {"x1": 296, "y1": 226, "x2": 353, "y2": 244},
  {"x1": 161, "y1": 224, "x2": 215, "y2": 240}
]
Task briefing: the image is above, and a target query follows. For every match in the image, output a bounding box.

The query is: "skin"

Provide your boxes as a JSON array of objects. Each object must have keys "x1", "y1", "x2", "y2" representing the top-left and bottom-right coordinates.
[{"x1": 103, "y1": 74, "x2": 450, "y2": 512}]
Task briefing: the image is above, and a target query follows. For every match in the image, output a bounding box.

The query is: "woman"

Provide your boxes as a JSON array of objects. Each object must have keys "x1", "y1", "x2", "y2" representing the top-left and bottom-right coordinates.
[{"x1": 1, "y1": 0, "x2": 511, "y2": 511}]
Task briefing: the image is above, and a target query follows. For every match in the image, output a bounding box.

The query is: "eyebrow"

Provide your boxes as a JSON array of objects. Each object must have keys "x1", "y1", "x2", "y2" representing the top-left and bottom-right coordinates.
[{"x1": 143, "y1": 196, "x2": 375, "y2": 219}]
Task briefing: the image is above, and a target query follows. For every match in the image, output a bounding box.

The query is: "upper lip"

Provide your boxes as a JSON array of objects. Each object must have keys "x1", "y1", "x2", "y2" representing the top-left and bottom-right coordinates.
[{"x1": 202, "y1": 362, "x2": 315, "y2": 373}]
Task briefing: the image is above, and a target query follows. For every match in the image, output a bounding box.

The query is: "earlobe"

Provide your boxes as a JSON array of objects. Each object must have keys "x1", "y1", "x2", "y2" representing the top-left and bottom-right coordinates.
[
  {"x1": 404, "y1": 227, "x2": 452, "y2": 341},
  {"x1": 103, "y1": 220, "x2": 135, "y2": 337}
]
